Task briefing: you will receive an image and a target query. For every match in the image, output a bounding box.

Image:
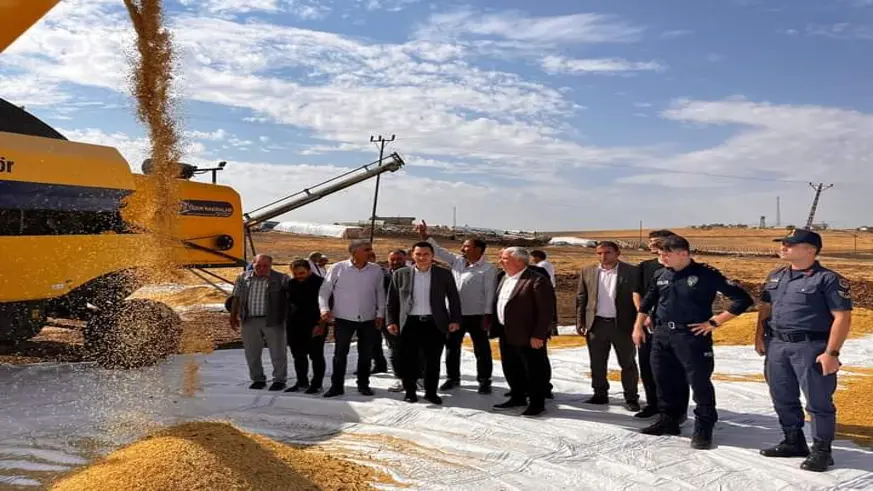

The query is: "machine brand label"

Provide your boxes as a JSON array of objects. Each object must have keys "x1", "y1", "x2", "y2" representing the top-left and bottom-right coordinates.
[
  {"x1": 179, "y1": 200, "x2": 234, "y2": 217},
  {"x1": 0, "y1": 156, "x2": 15, "y2": 173}
]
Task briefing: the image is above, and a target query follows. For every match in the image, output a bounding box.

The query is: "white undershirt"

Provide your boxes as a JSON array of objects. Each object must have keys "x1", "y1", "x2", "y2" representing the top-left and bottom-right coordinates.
[
  {"x1": 410, "y1": 267, "x2": 432, "y2": 315},
  {"x1": 595, "y1": 264, "x2": 618, "y2": 318},
  {"x1": 497, "y1": 268, "x2": 525, "y2": 325}
]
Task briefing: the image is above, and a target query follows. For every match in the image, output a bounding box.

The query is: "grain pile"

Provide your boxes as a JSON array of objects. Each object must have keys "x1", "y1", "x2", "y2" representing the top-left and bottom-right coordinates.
[
  {"x1": 834, "y1": 367, "x2": 873, "y2": 448},
  {"x1": 50, "y1": 421, "x2": 395, "y2": 491},
  {"x1": 713, "y1": 308, "x2": 873, "y2": 346}
]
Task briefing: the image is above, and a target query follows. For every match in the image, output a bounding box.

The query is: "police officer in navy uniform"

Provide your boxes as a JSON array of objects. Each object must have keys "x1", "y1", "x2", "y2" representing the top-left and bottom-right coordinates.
[
  {"x1": 634, "y1": 235, "x2": 753, "y2": 449},
  {"x1": 755, "y1": 228, "x2": 852, "y2": 472}
]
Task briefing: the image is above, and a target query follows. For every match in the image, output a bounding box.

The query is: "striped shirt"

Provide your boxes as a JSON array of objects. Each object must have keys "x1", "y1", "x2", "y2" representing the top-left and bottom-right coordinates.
[{"x1": 240, "y1": 275, "x2": 269, "y2": 317}]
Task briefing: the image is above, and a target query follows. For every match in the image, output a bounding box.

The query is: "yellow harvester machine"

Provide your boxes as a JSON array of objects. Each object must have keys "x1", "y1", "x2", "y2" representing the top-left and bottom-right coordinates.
[{"x1": 0, "y1": 0, "x2": 404, "y2": 367}]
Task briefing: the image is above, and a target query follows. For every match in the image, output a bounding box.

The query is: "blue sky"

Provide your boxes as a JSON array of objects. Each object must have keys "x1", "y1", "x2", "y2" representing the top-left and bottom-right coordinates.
[{"x1": 3, "y1": 0, "x2": 873, "y2": 231}]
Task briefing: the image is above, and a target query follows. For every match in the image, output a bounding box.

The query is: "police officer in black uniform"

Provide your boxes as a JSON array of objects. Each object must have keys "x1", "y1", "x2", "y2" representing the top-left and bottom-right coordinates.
[
  {"x1": 634, "y1": 235, "x2": 753, "y2": 449},
  {"x1": 756, "y1": 228, "x2": 852, "y2": 472},
  {"x1": 632, "y1": 229, "x2": 690, "y2": 421}
]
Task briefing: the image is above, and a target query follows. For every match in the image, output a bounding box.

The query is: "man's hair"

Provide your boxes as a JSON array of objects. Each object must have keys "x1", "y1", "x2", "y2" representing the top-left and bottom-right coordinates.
[
  {"x1": 468, "y1": 238, "x2": 487, "y2": 252},
  {"x1": 348, "y1": 239, "x2": 371, "y2": 254},
  {"x1": 389, "y1": 248, "x2": 407, "y2": 256},
  {"x1": 648, "y1": 229, "x2": 675, "y2": 239},
  {"x1": 254, "y1": 254, "x2": 273, "y2": 263},
  {"x1": 596, "y1": 241, "x2": 620, "y2": 252},
  {"x1": 504, "y1": 246, "x2": 530, "y2": 263},
  {"x1": 412, "y1": 241, "x2": 434, "y2": 253},
  {"x1": 291, "y1": 259, "x2": 310, "y2": 270},
  {"x1": 658, "y1": 235, "x2": 691, "y2": 252},
  {"x1": 308, "y1": 251, "x2": 323, "y2": 261},
  {"x1": 530, "y1": 249, "x2": 546, "y2": 260}
]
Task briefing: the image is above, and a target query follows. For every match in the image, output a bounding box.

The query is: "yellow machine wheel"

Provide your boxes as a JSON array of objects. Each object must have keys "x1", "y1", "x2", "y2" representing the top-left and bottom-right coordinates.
[{"x1": 84, "y1": 298, "x2": 182, "y2": 369}]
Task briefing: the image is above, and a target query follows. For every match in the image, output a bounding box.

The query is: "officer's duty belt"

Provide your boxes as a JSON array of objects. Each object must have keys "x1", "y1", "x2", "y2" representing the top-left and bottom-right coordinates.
[
  {"x1": 769, "y1": 330, "x2": 829, "y2": 342},
  {"x1": 656, "y1": 321, "x2": 690, "y2": 330}
]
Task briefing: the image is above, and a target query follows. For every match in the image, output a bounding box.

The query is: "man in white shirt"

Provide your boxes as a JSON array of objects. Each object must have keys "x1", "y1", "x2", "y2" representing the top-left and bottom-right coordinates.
[
  {"x1": 530, "y1": 250, "x2": 556, "y2": 287},
  {"x1": 318, "y1": 240, "x2": 386, "y2": 398},
  {"x1": 386, "y1": 242, "x2": 462, "y2": 404},
  {"x1": 418, "y1": 220, "x2": 498, "y2": 394},
  {"x1": 308, "y1": 251, "x2": 328, "y2": 277},
  {"x1": 576, "y1": 241, "x2": 641, "y2": 412}
]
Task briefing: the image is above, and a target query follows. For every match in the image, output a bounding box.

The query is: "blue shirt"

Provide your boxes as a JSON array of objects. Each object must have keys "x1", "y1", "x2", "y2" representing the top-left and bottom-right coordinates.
[
  {"x1": 760, "y1": 262, "x2": 852, "y2": 334},
  {"x1": 640, "y1": 260, "x2": 753, "y2": 325}
]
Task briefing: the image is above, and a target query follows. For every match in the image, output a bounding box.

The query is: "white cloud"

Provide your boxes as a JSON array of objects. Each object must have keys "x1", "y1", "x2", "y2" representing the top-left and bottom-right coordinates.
[
  {"x1": 660, "y1": 29, "x2": 693, "y2": 39},
  {"x1": 178, "y1": 0, "x2": 283, "y2": 14},
  {"x1": 541, "y1": 55, "x2": 665, "y2": 75},
  {"x1": 412, "y1": 8, "x2": 644, "y2": 45},
  {"x1": 358, "y1": 0, "x2": 420, "y2": 12},
  {"x1": 805, "y1": 23, "x2": 873, "y2": 40}
]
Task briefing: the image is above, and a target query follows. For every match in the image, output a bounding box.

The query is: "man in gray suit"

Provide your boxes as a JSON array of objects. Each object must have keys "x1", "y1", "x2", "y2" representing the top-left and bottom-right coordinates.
[
  {"x1": 387, "y1": 241, "x2": 463, "y2": 405},
  {"x1": 576, "y1": 241, "x2": 641, "y2": 412}
]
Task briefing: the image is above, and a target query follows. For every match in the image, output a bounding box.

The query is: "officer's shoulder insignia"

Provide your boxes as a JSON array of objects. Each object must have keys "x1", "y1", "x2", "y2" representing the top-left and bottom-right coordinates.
[
  {"x1": 839, "y1": 277, "x2": 850, "y2": 290},
  {"x1": 699, "y1": 262, "x2": 720, "y2": 273},
  {"x1": 839, "y1": 289, "x2": 852, "y2": 299}
]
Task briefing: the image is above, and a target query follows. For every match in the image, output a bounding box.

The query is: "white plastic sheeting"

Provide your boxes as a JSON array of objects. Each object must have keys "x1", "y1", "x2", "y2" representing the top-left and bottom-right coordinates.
[
  {"x1": 3, "y1": 332, "x2": 873, "y2": 489},
  {"x1": 549, "y1": 236, "x2": 598, "y2": 247},
  {"x1": 272, "y1": 221, "x2": 362, "y2": 239}
]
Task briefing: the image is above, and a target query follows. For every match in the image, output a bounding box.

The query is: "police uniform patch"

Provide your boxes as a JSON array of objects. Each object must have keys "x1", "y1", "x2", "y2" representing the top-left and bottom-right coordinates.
[
  {"x1": 687, "y1": 275, "x2": 698, "y2": 287},
  {"x1": 839, "y1": 290, "x2": 852, "y2": 299},
  {"x1": 839, "y1": 278, "x2": 850, "y2": 290}
]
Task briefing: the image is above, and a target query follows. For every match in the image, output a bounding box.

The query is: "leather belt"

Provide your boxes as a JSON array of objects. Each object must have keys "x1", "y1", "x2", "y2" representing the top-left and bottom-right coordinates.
[
  {"x1": 409, "y1": 315, "x2": 434, "y2": 322},
  {"x1": 595, "y1": 316, "x2": 615, "y2": 322},
  {"x1": 768, "y1": 330, "x2": 828, "y2": 342},
  {"x1": 656, "y1": 321, "x2": 689, "y2": 330}
]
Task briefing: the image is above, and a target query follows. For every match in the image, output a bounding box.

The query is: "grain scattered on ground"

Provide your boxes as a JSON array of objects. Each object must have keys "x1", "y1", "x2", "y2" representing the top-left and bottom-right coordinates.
[{"x1": 51, "y1": 421, "x2": 396, "y2": 491}]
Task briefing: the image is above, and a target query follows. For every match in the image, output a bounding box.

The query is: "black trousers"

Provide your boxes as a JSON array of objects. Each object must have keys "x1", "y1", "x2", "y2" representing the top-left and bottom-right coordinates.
[
  {"x1": 330, "y1": 319, "x2": 376, "y2": 390},
  {"x1": 500, "y1": 335, "x2": 553, "y2": 395},
  {"x1": 372, "y1": 327, "x2": 389, "y2": 372},
  {"x1": 399, "y1": 316, "x2": 445, "y2": 396},
  {"x1": 638, "y1": 332, "x2": 659, "y2": 408},
  {"x1": 586, "y1": 317, "x2": 639, "y2": 402},
  {"x1": 651, "y1": 325, "x2": 716, "y2": 427},
  {"x1": 502, "y1": 342, "x2": 549, "y2": 407},
  {"x1": 288, "y1": 327, "x2": 326, "y2": 388},
  {"x1": 445, "y1": 315, "x2": 493, "y2": 383}
]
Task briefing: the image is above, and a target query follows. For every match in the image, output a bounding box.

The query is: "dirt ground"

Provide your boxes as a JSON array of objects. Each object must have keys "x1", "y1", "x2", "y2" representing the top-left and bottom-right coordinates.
[{"x1": 4, "y1": 230, "x2": 872, "y2": 365}]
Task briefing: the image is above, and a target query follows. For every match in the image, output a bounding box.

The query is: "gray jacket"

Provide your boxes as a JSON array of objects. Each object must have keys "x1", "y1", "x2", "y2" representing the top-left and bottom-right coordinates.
[
  {"x1": 232, "y1": 269, "x2": 290, "y2": 327},
  {"x1": 386, "y1": 264, "x2": 462, "y2": 333}
]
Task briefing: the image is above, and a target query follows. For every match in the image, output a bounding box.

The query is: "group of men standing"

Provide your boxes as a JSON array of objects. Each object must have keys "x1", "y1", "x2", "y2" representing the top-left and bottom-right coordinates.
[{"x1": 229, "y1": 224, "x2": 853, "y2": 473}]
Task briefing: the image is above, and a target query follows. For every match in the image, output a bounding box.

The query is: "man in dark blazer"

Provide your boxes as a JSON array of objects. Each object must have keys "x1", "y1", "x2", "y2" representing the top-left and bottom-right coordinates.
[
  {"x1": 492, "y1": 247, "x2": 556, "y2": 417},
  {"x1": 387, "y1": 241, "x2": 462, "y2": 405},
  {"x1": 577, "y1": 241, "x2": 641, "y2": 411}
]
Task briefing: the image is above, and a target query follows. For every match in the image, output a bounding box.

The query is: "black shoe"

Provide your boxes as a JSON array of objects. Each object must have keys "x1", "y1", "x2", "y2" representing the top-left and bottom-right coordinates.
[
  {"x1": 545, "y1": 390, "x2": 554, "y2": 400},
  {"x1": 640, "y1": 417, "x2": 681, "y2": 436},
  {"x1": 268, "y1": 382, "x2": 286, "y2": 391},
  {"x1": 504, "y1": 391, "x2": 514, "y2": 398},
  {"x1": 249, "y1": 381, "x2": 267, "y2": 390},
  {"x1": 358, "y1": 387, "x2": 374, "y2": 396},
  {"x1": 304, "y1": 386, "x2": 322, "y2": 395},
  {"x1": 760, "y1": 429, "x2": 810, "y2": 458},
  {"x1": 284, "y1": 382, "x2": 308, "y2": 393},
  {"x1": 800, "y1": 440, "x2": 834, "y2": 472},
  {"x1": 439, "y1": 379, "x2": 460, "y2": 391},
  {"x1": 424, "y1": 393, "x2": 443, "y2": 405},
  {"x1": 690, "y1": 426, "x2": 713, "y2": 450},
  {"x1": 586, "y1": 394, "x2": 608, "y2": 405},
  {"x1": 521, "y1": 405, "x2": 546, "y2": 417},
  {"x1": 624, "y1": 400, "x2": 641, "y2": 412},
  {"x1": 404, "y1": 393, "x2": 418, "y2": 403},
  {"x1": 478, "y1": 381, "x2": 492, "y2": 395},
  {"x1": 493, "y1": 398, "x2": 527, "y2": 410},
  {"x1": 323, "y1": 387, "x2": 344, "y2": 398},
  {"x1": 634, "y1": 405, "x2": 659, "y2": 419}
]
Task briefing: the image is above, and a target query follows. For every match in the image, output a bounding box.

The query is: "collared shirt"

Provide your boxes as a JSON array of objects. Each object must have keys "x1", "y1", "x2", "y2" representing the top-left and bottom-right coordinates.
[
  {"x1": 497, "y1": 268, "x2": 525, "y2": 325},
  {"x1": 761, "y1": 261, "x2": 852, "y2": 334},
  {"x1": 309, "y1": 260, "x2": 326, "y2": 277},
  {"x1": 244, "y1": 276, "x2": 269, "y2": 316},
  {"x1": 427, "y1": 237, "x2": 497, "y2": 316},
  {"x1": 410, "y1": 266, "x2": 433, "y2": 315},
  {"x1": 318, "y1": 259, "x2": 386, "y2": 322},
  {"x1": 595, "y1": 264, "x2": 618, "y2": 318},
  {"x1": 640, "y1": 260, "x2": 753, "y2": 325},
  {"x1": 536, "y1": 260, "x2": 556, "y2": 287}
]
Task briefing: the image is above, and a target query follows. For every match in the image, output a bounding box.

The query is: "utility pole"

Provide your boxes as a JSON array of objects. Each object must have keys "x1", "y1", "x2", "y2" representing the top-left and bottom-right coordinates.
[
  {"x1": 776, "y1": 196, "x2": 781, "y2": 228},
  {"x1": 368, "y1": 134, "x2": 395, "y2": 243},
  {"x1": 805, "y1": 182, "x2": 833, "y2": 229},
  {"x1": 639, "y1": 220, "x2": 643, "y2": 248},
  {"x1": 452, "y1": 206, "x2": 457, "y2": 232},
  {"x1": 759, "y1": 216, "x2": 766, "y2": 229}
]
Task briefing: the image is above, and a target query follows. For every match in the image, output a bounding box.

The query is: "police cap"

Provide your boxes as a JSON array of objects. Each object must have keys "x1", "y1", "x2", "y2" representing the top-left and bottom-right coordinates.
[{"x1": 774, "y1": 228, "x2": 822, "y2": 249}]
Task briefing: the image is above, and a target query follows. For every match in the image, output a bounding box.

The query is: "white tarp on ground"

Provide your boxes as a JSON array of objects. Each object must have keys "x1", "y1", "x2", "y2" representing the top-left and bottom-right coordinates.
[
  {"x1": 272, "y1": 221, "x2": 362, "y2": 239},
  {"x1": 549, "y1": 236, "x2": 598, "y2": 247},
  {"x1": 3, "y1": 333, "x2": 873, "y2": 489}
]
